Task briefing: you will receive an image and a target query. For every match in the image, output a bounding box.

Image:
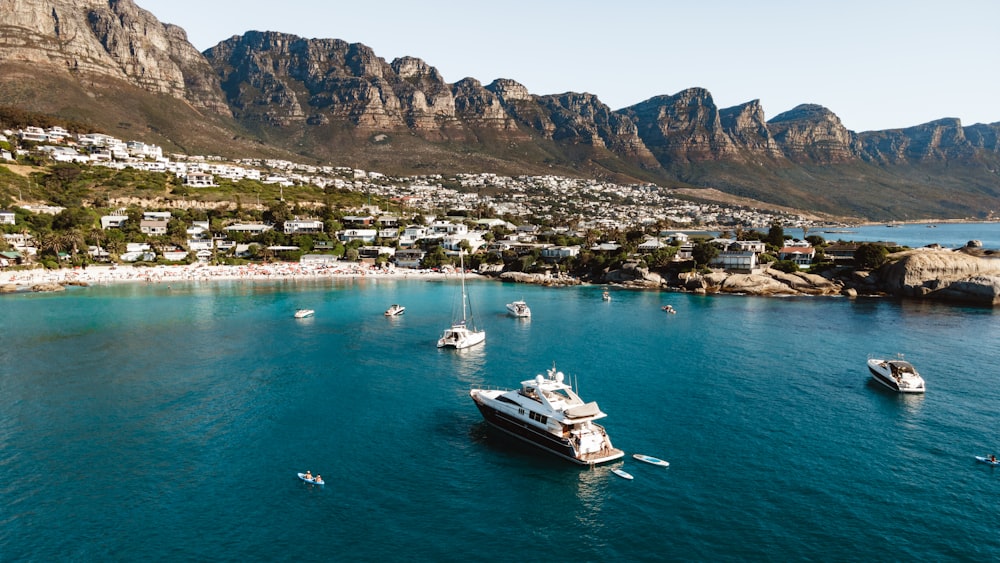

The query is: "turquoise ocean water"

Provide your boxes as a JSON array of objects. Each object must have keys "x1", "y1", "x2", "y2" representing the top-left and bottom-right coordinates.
[
  {"x1": 820, "y1": 221, "x2": 1000, "y2": 249},
  {"x1": 2, "y1": 224, "x2": 1000, "y2": 561}
]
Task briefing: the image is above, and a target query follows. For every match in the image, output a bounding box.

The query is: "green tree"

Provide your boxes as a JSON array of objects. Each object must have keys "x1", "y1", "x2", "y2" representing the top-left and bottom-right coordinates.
[
  {"x1": 52, "y1": 207, "x2": 97, "y2": 232},
  {"x1": 647, "y1": 247, "x2": 678, "y2": 268},
  {"x1": 691, "y1": 240, "x2": 719, "y2": 267},
  {"x1": 806, "y1": 235, "x2": 826, "y2": 247},
  {"x1": 420, "y1": 246, "x2": 448, "y2": 269},
  {"x1": 105, "y1": 230, "x2": 126, "y2": 261},
  {"x1": 772, "y1": 260, "x2": 800, "y2": 273},
  {"x1": 36, "y1": 231, "x2": 64, "y2": 261},
  {"x1": 65, "y1": 229, "x2": 89, "y2": 265},
  {"x1": 765, "y1": 223, "x2": 785, "y2": 249},
  {"x1": 264, "y1": 200, "x2": 291, "y2": 229},
  {"x1": 854, "y1": 243, "x2": 889, "y2": 270}
]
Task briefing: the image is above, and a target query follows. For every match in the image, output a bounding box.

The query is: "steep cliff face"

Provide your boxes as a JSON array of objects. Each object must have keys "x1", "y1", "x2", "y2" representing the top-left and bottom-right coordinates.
[
  {"x1": 450, "y1": 77, "x2": 519, "y2": 133},
  {"x1": 625, "y1": 88, "x2": 745, "y2": 163},
  {"x1": 0, "y1": 0, "x2": 228, "y2": 114},
  {"x1": 390, "y1": 56, "x2": 458, "y2": 134},
  {"x1": 858, "y1": 118, "x2": 979, "y2": 164},
  {"x1": 719, "y1": 100, "x2": 783, "y2": 159},
  {"x1": 767, "y1": 104, "x2": 858, "y2": 163},
  {"x1": 205, "y1": 31, "x2": 523, "y2": 140},
  {"x1": 531, "y1": 92, "x2": 659, "y2": 166},
  {"x1": 963, "y1": 123, "x2": 1000, "y2": 152}
]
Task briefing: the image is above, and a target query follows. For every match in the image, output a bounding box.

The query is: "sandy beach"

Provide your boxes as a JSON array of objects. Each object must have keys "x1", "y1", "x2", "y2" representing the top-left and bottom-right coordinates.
[{"x1": 2, "y1": 262, "x2": 470, "y2": 289}]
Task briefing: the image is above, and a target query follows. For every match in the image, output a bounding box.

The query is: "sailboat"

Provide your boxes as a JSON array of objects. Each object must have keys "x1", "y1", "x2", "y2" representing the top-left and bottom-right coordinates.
[{"x1": 437, "y1": 251, "x2": 485, "y2": 349}]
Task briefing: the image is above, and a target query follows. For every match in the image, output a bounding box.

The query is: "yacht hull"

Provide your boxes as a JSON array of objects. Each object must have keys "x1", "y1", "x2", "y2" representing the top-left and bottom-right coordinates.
[
  {"x1": 867, "y1": 358, "x2": 925, "y2": 393},
  {"x1": 471, "y1": 395, "x2": 623, "y2": 465},
  {"x1": 869, "y1": 366, "x2": 903, "y2": 392},
  {"x1": 437, "y1": 327, "x2": 485, "y2": 349},
  {"x1": 505, "y1": 302, "x2": 531, "y2": 318}
]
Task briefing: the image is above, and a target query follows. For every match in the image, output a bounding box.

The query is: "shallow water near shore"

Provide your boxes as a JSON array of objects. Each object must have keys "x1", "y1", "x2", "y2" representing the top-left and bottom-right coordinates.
[{"x1": 2, "y1": 278, "x2": 1000, "y2": 560}]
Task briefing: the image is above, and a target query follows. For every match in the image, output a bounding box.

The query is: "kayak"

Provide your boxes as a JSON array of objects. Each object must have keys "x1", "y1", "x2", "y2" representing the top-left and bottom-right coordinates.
[
  {"x1": 633, "y1": 453, "x2": 670, "y2": 467},
  {"x1": 297, "y1": 472, "x2": 325, "y2": 485},
  {"x1": 975, "y1": 456, "x2": 1000, "y2": 467},
  {"x1": 611, "y1": 468, "x2": 633, "y2": 480}
]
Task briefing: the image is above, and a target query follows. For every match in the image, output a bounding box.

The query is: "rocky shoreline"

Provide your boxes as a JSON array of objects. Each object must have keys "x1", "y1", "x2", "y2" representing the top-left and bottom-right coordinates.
[
  {"x1": 495, "y1": 247, "x2": 1000, "y2": 306},
  {"x1": 6, "y1": 248, "x2": 1000, "y2": 306}
]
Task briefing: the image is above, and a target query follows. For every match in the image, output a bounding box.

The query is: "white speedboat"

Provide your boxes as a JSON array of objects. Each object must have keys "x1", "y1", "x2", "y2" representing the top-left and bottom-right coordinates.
[
  {"x1": 438, "y1": 252, "x2": 485, "y2": 349},
  {"x1": 470, "y1": 365, "x2": 624, "y2": 465},
  {"x1": 506, "y1": 299, "x2": 531, "y2": 318},
  {"x1": 602, "y1": 289, "x2": 611, "y2": 301},
  {"x1": 384, "y1": 304, "x2": 405, "y2": 316},
  {"x1": 294, "y1": 309, "x2": 315, "y2": 319},
  {"x1": 867, "y1": 354, "x2": 925, "y2": 393}
]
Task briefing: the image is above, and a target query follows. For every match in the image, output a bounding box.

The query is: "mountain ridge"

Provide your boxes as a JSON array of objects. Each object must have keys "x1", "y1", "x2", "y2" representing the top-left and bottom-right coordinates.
[{"x1": 1, "y1": 0, "x2": 999, "y2": 221}]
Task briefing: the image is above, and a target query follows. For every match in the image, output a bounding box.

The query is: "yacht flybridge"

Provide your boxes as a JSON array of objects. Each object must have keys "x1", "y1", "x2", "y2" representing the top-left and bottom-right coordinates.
[{"x1": 470, "y1": 365, "x2": 624, "y2": 465}]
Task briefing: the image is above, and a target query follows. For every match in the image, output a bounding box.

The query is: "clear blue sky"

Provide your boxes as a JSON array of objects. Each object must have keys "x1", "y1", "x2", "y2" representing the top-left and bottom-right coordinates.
[{"x1": 138, "y1": 0, "x2": 998, "y2": 132}]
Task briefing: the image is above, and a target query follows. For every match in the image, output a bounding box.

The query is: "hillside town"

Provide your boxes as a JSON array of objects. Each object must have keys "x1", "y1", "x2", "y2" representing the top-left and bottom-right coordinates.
[{"x1": 0, "y1": 124, "x2": 838, "y2": 276}]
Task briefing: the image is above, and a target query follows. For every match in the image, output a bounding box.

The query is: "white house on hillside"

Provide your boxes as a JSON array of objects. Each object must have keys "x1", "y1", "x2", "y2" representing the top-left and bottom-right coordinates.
[
  {"x1": 779, "y1": 245, "x2": 815, "y2": 268},
  {"x1": 184, "y1": 172, "x2": 215, "y2": 187},
  {"x1": 101, "y1": 215, "x2": 128, "y2": 229},
  {"x1": 398, "y1": 225, "x2": 428, "y2": 247},
  {"x1": 140, "y1": 219, "x2": 168, "y2": 235},
  {"x1": 284, "y1": 219, "x2": 324, "y2": 235},
  {"x1": 338, "y1": 229, "x2": 377, "y2": 243},
  {"x1": 225, "y1": 223, "x2": 273, "y2": 235}
]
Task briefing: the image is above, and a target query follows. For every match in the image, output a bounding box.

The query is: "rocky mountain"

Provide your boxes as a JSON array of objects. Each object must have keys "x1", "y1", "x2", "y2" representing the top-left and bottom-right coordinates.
[{"x1": 2, "y1": 0, "x2": 1000, "y2": 221}]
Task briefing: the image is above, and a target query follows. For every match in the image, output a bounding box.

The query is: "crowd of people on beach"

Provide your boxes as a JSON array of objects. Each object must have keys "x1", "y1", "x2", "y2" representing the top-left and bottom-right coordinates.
[{"x1": 2, "y1": 262, "x2": 463, "y2": 288}]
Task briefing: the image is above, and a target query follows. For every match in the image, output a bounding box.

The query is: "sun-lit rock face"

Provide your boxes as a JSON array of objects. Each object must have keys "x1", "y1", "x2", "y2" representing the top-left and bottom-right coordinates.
[
  {"x1": 878, "y1": 249, "x2": 1000, "y2": 304},
  {"x1": 0, "y1": 0, "x2": 229, "y2": 114}
]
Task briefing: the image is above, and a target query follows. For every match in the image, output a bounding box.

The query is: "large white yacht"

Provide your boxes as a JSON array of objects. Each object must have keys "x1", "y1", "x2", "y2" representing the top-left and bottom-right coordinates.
[
  {"x1": 867, "y1": 354, "x2": 926, "y2": 393},
  {"x1": 470, "y1": 365, "x2": 624, "y2": 465}
]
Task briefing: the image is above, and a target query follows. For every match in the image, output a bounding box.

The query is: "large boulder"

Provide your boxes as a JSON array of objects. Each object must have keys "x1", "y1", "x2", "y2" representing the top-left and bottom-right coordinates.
[
  {"x1": 604, "y1": 262, "x2": 663, "y2": 287},
  {"x1": 767, "y1": 270, "x2": 843, "y2": 295},
  {"x1": 30, "y1": 282, "x2": 65, "y2": 293},
  {"x1": 877, "y1": 249, "x2": 1000, "y2": 305},
  {"x1": 720, "y1": 273, "x2": 798, "y2": 295}
]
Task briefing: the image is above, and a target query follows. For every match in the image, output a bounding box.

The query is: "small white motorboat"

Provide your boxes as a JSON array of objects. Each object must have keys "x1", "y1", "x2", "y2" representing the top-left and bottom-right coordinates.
[
  {"x1": 505, "y1": 299, "x2": 531, "y2": 318},
  {"x1": 867, "y1": 354, "x2": 925, "y2": 393},
  {"x1": 294, "y1": 309, "x2": 315, "y2": 319},
  {"x1": 384, "y1": 304, "x2": 405, "y2": 316}
]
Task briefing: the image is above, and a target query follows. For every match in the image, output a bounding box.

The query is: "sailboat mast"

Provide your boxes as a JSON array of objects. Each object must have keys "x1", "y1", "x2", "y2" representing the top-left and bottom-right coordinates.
[{"x1": 460, "y1": 250, "x2": 467, "y2": 323}]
